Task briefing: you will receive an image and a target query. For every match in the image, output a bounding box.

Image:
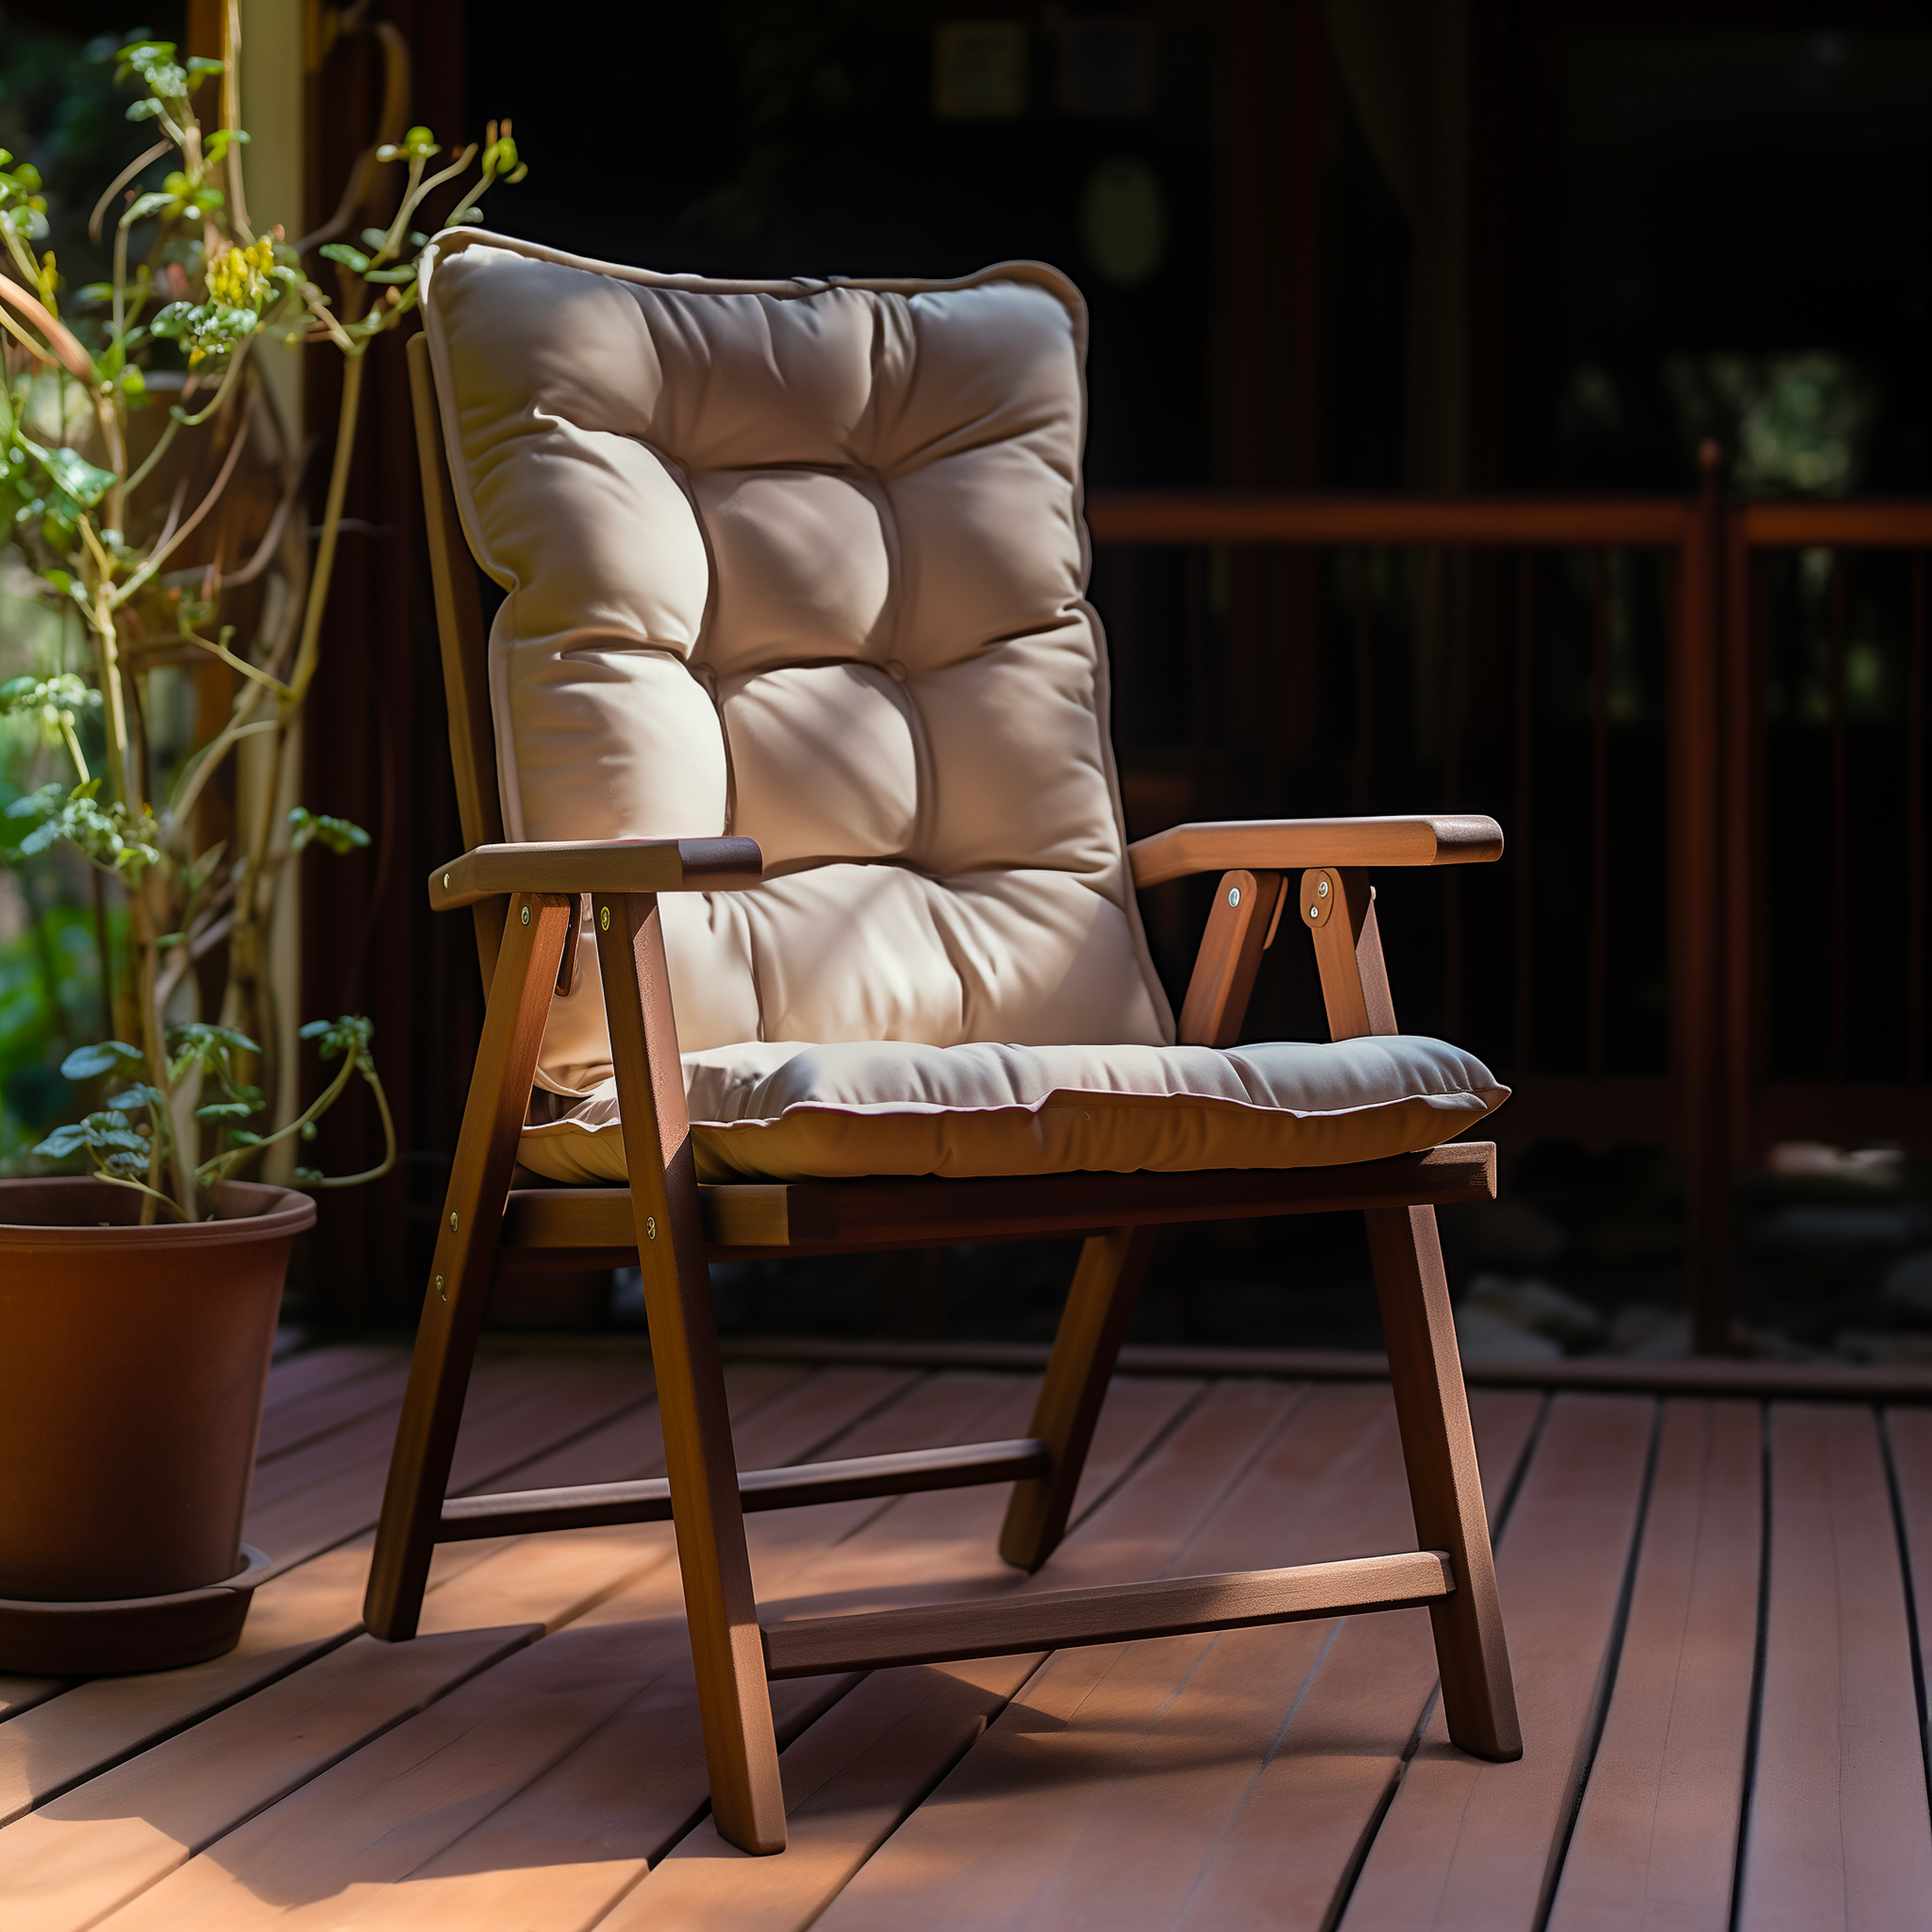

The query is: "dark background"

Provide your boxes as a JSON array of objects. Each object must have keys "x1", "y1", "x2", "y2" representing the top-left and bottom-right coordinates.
[{"x1": 6, "y1": 1, "x2": 1931, "y2": 1356}]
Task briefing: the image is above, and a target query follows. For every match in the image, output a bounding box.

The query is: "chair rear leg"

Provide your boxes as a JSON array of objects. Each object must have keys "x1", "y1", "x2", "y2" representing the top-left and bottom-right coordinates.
[
  {"x1": 598, "y1": 892, "x2": 786, "y2": 1855},
  {"x1": 999, "y1": 1225, "x2": 1157, "y2": 1571},
  {"x1": 366, "y1": 892, "x2": 574, "y2": 1642},
  {"x1": 1366, "y1": 1203, "x2": 1523, "y2": 1761}
]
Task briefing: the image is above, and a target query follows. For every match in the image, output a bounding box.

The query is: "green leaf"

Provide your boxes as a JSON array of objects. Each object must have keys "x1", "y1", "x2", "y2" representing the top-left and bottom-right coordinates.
[
  {"x1": 123, "y1": 191, "x2": 176, "y2": 225},
  {"x1": 301, "y1": 1014, "x2": 375, "y2": 1063},
  {"x1": 61, "y1": 1040, "x2": 144, "y2": 1081},
  {"x1": 196, "y1": 1100, "x2": 260, "y2": 1121},
  {"x1": 360, "y1": 227, "x2": 390, "y2": 250},
  {"x1": 288, "y1": 807, "x2": 372, "y2": 855},
  {"x1": 227, "y1": 1130, "x2": 263, "y2": 1147},
  {"x1": 35, "y1": 1107, "x2": 147, "y2": 1161},
  {"x1": 35, "y1": 446, "x2": 117, "y2": 509},
  {"x1": 317, "y1": 243, "x2": 370, "y2": 272},
  {"x1": 185, "y1": 55, "x2": 224, "y2": 78},
  {"x1": 362, "y1": 265, "x2": 417, "y2": 285},
  {"x1": 105, "y1": 1083, "x2": 166, "y2": 1113},
  {"x1": 169, "y1": 1020, "x2": 262, "y2": 1059}
]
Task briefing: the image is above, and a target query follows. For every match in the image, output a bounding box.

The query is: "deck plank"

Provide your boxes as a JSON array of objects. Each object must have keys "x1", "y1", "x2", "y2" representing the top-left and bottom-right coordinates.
[
  {"x1": 1337, "y1": 1393, "x2": 1656, "y2": 1932},
  {"x1": 243, "y1": 1353, "x2": 656, "y2": 1578},
  {"x1": 261, "y1": 1345, "x2": 400, "y2": 1412},
  {"x1": 0, "y1": 1367, "x2": 911, "y2": 1932},
  {"x1": 254, "y1": 1361, "x2": 418, "y2": 1465},
  {"x1": 1162, "y1": 1388, "x2": 1544, "y2": 1932},
  {"x1": 64, "y1": 1373, "x2": 1078, "y2": 1931},
  {"x1": 2, "y1": 1622, "x2": 539, "y2": 1932},
  {"x1": 0, "y1": 1679, "x2": 68, "y2": 1726},
  {"x1": 812, "y1": 1383, "x2": 1413, "y2": 1932},
  {"x1": 1880, "y1": 1406, "x2": 1932, "y2": 1746},
  {"x1": 813, "y1": 1386, "x2": 1542, "y2": 1932},
  {"x1": 1545, "y1": 1401, "x2": 1762, "y2": 1932},
  {"x1": 589, "y1": 1379, "x2": 1285, "y2": 1932},
  {"x1": 1734, "y1": 1404, "x2": 1932, "y2": 1931},
  {"x1": 286, "y1": 1378, "x2": 1068, "y2": 1932}
]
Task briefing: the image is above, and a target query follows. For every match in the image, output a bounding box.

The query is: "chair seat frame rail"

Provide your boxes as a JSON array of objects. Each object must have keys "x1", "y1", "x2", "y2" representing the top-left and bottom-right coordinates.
[{"x1": 363, "y1": 334, "x2": 1522, "y2": 1857}]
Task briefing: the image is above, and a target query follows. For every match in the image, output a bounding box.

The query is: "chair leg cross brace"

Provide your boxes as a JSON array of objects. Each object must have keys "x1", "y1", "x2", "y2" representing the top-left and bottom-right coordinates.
[
  {"x1": 761, "y1": 1549, "x2": 1455, "y2": 1678},
  {"x1": 438, "y1": 1438, "x2": 1051, "y2": 1540}
]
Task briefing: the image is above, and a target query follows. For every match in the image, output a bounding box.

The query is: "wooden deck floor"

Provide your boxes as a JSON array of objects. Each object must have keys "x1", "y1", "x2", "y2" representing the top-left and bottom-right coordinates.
[{"x1": 5, "y1": 1341, "x2": 1932, "y2": 1930}]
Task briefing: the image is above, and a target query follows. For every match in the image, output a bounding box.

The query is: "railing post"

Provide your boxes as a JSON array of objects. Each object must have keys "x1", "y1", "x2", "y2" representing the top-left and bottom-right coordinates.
[{"x1": 1673, "y1": 442, "x2": 1734, "y2": 1354}]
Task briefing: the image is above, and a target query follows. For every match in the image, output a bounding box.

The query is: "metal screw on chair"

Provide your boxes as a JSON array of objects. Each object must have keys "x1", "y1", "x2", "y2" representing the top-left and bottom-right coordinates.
[
  {"x1": 1309, "y1": 903, "x2": 1321, "y2": 921},
  {"x1": 442, "y1": 872, "x2": 451, "y2": 889},
  {"x1": 435, "y1": 1275, "x2": 446, "y2": 1302},
  {"x1": 1316, "y1": 878, "x2": 1329, "y2": 897},
  {"x1": 645, "y1": 1215, "x2": 658, "y2": 1241},
  {"x1": 520, "y1": 904, "x2": 530, "y2": 925},
  {"x1": 449, "y1": 1211, "x2": 459, "y2": 1231},
  {"x1": 600, "y1": 905, "x2": 611, "y2": 931},
  {"x1": 1227, "y1": 886, "x2": 1241, "y2": 907}
]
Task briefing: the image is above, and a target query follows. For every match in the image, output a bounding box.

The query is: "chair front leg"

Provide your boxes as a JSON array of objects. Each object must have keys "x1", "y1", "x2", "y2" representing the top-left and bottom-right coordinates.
[
  {"x1": 1303, "y1": 864, "x2": 1519, "y2": 1757},
  {"x1": 1368, "y1": 1204, "x2": 1522, "y2": 1761},
  {"x1": 366, "y1": 891, "x2": 573, "y2": 1640},
  {"x1": 595, "y1": 891, "x2": 787, "y2": 1856}
]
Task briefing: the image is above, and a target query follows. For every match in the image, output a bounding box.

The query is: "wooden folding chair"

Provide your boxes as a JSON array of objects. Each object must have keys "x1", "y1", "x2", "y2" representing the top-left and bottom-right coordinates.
[{"x1": 366, "y1": 238, "x2": 1521, "y2": 1855}]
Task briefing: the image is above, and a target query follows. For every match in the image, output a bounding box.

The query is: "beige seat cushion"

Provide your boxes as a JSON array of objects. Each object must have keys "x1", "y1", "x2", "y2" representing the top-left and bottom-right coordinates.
[
  {"x1": 421, "y1": 236, "x2": 1171, "y2": 1100},
  {"x1": 519, "y1": 1037, "x2": 1508, "y2": 1185}
]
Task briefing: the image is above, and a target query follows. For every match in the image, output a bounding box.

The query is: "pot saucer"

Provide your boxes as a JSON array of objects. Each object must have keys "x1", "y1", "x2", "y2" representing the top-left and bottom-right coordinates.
[{"x1": 0, "y1": 1544, "x2": 271, "y2": 1676}]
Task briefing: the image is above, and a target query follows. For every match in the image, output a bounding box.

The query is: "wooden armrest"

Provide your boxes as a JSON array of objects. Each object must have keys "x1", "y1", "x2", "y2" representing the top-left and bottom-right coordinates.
[
  {"x1": 1128, "y1": 815, "x2": 1502, "y2": 888},
  {"x1": 428, "y1": 837, "x2": 764, "y2": 911}
]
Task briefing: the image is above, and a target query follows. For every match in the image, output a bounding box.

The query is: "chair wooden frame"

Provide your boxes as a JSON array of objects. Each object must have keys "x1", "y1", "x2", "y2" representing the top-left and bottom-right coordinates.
[{"x1": 365, "y1": 336, "x2": 1522, "y2": 1855}]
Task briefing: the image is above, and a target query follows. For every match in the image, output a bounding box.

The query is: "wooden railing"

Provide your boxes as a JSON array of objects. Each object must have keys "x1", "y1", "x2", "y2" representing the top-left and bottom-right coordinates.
[{"x1": 1085, "y1": 458, "x2": 1932, "y2": 1352}]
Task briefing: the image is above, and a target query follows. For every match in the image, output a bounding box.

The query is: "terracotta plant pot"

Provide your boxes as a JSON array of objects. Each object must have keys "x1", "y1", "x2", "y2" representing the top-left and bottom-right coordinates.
[{"x1": 0, "y1": 1175, "x2": 315, "y2": 1673}]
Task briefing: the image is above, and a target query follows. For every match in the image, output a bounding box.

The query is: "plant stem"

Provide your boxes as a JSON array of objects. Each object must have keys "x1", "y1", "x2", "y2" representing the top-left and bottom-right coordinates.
[
  {"x1": 312, "y1": 1065, "x2": 397, "y2": 1188},
  {"x1": 289, "y1": 348, "x2": 365, "y2": 705},
  {"x1": 90, "y1": 866, "x2": 113, "y2": 1041}
]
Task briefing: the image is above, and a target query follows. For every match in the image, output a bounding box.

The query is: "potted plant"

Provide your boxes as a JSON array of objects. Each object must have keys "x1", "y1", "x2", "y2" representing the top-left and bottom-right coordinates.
[{"x1": 0, "y1": 19, "x2": 523, "y2": 1672}]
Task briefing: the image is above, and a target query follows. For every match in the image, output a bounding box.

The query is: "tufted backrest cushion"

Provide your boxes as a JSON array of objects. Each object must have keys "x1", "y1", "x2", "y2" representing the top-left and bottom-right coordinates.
[{"x1": 422, "y1": 233, "x2": 1174, "y2": 1095}]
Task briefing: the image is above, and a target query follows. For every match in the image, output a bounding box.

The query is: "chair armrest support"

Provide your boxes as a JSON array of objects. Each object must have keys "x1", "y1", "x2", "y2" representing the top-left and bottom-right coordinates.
[
  {"x1": 428, "y1": 838, "x2": 764, "y2": 911},
  {"x1": 1177, "y1": 869, "x2": 1284, "y2": 1046},
  {"x1": 1129, "y1": 815, "x2": 1502, "y2": 889}
]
